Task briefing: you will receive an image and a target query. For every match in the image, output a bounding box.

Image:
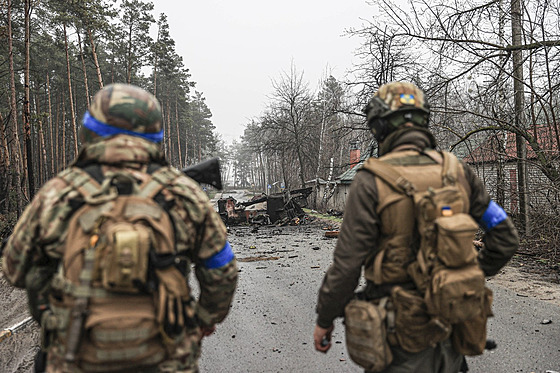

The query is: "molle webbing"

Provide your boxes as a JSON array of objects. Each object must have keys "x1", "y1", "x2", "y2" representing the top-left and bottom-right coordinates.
[
  {"x1": 138, "y1": 168, "x2": 181, "y2": 199},
  {"x1": 59, "y1": 168, "x2": 102, "y2": 199},
  {"x1": 361, "y1": 151, "x2": 467, "y2": 286},
  {"x1": 80, "y1": 351, "x2": 164, "y2": 372},
  {"x1": 364, "y1": 151, "x2": 461, "y2": 194}
]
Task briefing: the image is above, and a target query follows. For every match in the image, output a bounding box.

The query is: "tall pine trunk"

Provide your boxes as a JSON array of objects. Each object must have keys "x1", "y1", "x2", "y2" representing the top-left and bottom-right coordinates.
[
  {"x1": 175, "y1": 98, "x2": 182, "y2": 167},
  {"x1": 24, "y1": 0, "x2": 35, "y2": 198},
  {"x1": 77, "y1": 28, "x2": 91, "y2": 106},
  {"x1": 63, "y1": 23, "x2": 78, "y2": 157},
  {"x1": 87, "y1": 27, "x2": 104, "y2": 89},
  {"x1": 46, "y1": 68, "x2": 55, "y2": 177},
  {"x1": 7, "y1": 0, "x2": 23, "y2": 215}
]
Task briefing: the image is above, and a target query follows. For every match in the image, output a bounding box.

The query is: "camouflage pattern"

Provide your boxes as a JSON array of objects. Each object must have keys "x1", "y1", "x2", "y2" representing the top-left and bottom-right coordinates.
[
  {"x1": 72, "y1": 134, "x2": 166, "y2": 169},
  {"x1": 45, "y1": 328, "x2": 202, "y2": 373},
  {"x1": 364, "y1": 81, "x2": 429, "y2": 123},
  {"x1": 89, "y1": 83, "x2": 162, "y2": 134},
  {"x1": 158, "y1": 328, "x2": 202, "y2": 373},
  {"x1": 2, "y1": 133, "x2": 237, "y2": 371}
]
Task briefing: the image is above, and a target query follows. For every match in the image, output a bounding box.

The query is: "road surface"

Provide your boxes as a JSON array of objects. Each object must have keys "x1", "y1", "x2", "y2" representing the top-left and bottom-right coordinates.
[{"x1": 1, "y1": 221, "x2": 559, "y2": 372}]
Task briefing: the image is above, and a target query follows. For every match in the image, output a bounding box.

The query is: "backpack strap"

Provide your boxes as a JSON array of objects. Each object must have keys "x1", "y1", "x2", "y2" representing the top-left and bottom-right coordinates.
[
  {"x1": 361, "y1": 158, "x2": 416, "y2": 197},
  {"x1": 138, "y1": 167, "x2": 181, "y2": 199},
  {"x1": 58, "y1": 167, "x2": 102, "y2": 200},
  {"x1": 441, "y1": 152, "x2": 459, "y2": 187}
]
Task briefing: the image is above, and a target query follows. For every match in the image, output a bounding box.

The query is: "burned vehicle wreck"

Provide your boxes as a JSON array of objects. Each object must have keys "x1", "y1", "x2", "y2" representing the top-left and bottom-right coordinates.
[{"x1": 217, "y1": 187, "x2": 312, "y2": 226}]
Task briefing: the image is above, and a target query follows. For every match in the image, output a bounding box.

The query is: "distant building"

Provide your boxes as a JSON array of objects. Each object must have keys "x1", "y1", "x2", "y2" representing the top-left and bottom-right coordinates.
[
  {"x1": 463, "y1": 126, "x2": 560, "y2": 215},
  {"x1": 308, "y1": 142, "x2": 369, "y2": 212}
]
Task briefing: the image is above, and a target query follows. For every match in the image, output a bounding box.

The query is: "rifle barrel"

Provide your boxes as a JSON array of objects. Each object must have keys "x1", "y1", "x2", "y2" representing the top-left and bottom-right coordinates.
[{"x1": 0, "y1": 316, "x2": 34, "y2": 343}]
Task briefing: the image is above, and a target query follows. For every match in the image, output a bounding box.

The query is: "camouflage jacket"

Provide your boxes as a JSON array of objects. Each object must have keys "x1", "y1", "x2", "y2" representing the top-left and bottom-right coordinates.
[
  {"x1": 2, "y1": 135, "x2": 237, "y2": 326},
  {"x1": 316, "y1": 130, "x2": 519, "y2": 328}
]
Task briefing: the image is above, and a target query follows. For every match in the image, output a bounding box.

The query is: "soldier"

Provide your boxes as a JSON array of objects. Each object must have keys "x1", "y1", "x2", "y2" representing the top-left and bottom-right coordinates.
[
  {"x1": 313, "y1": 82, "x2": 519, "y2": 372},
  {"x1": 2, "y1": 83, "x2": 237, "y2": 373}
]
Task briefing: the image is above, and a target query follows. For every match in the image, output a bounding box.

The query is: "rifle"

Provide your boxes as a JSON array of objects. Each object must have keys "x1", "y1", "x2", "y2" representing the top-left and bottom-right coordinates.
[
  {"x1": 182, "y1": 157, "x2": 223, "y2": 190},
  {"x1": 0, "y1": 316, "x2": 34, "y2": 343}
]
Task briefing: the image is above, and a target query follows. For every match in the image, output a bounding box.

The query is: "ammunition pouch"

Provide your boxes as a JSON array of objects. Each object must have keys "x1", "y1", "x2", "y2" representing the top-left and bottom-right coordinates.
[
  {"x1": 391, "y1": 286, "x2": 451, "y2": 353},
  {"x1": 452, "y1": 287, "x2": 494, "y2": 356},
  {"x1": 344, "y1": 297, "x2": 393, "y2": 372}
]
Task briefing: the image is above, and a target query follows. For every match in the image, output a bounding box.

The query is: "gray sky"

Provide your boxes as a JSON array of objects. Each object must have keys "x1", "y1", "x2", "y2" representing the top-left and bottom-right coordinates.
[{"x1": 151, "y1": 0, "x2": 373, "y2": 144}]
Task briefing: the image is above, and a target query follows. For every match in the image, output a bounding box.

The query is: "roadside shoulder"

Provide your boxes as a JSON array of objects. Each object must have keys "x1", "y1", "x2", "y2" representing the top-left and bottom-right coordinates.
[{"x1": 488, "y1": 265, "x2": 560, "y2": 307}]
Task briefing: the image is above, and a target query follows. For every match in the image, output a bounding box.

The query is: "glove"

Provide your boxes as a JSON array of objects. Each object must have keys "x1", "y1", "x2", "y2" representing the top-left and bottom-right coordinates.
[{"x1": 155, "y1": 267, "x2": 191, "y2": 340}]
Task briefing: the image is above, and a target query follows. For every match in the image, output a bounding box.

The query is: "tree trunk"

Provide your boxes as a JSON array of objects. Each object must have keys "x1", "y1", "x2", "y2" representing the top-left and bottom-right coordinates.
[
  {"x1": 87, "y1": 27, "x2": 104, "y2": 89},
  {"x1": 77, "y1": 28, "x2": 91, "y2": 106},
  {"x1": 61, "y1": 93, "x2": 67, "y2": 167},
  {"x1": 7, "y1": 0, "x2": 23, "y2": 215},
  {"x1": 166, "y1": 100, "x2": 172, "y2": 162},
  {"x1": 63, "y1": 23, "x2": 78, "y2": 158},
  {"x1": 0, "y1": 111, "x2": 8, "y2": 213},
  {"x1": 127, "y1": 24, "x2": 133, "y2": 84},
  {"x1": 24, "y1": 0, "x2": 35, "y2": 198},
  {"x1": 46, "y1": 68, "x2": 54, "y2": 176},
  {"x1": 175, "y1": 98, "x2": 182, "y2": 167},
  {"x1": 511, "y1": 0, "x2": 529, "y2": 232}
]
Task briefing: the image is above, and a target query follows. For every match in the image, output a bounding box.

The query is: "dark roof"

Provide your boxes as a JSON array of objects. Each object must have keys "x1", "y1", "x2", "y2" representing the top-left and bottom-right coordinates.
[
  {"x1": 336, "y1": 151, "x2": 370, "y2": 184},
  {"x1": 463, "y1": 126, "x2": 560, "y2": 164}
]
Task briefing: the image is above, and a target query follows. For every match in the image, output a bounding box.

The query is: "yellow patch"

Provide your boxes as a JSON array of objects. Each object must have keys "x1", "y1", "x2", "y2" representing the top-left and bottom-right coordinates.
[{"x1": 400, "y1": 94, "x2": 415, "y2": 105}]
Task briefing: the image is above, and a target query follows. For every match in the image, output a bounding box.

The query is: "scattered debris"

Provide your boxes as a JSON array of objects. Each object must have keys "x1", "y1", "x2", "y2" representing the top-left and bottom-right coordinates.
[
  {"x1": 541, "y1": 319, "x2": 552, "y2": 324},
  {"x1": 324, "y1": 230, "x2": 339, "y2": 238},
  {"x1": 237, "y1": 256, "x2": 280, "y2": 262}
]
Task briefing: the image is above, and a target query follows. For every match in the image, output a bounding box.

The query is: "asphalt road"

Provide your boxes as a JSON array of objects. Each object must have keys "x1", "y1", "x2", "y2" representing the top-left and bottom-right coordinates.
[
  {"x1": 1, "y1": 221, "x2": 559, "y2": 372},
  {"x1": 198, "y1": 223, "x2": 560, "y2": 373}
]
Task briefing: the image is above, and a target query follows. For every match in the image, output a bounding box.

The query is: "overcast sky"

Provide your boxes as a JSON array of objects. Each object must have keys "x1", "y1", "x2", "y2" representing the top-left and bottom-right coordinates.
[{"x1": 151, "y1": 0, "x2": 374, "y2": 144}]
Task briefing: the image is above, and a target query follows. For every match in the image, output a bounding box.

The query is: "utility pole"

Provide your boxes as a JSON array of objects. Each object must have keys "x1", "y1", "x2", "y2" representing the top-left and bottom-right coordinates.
[{"x1": 511, "y1": 0, "x2": 529, "y2": 233}]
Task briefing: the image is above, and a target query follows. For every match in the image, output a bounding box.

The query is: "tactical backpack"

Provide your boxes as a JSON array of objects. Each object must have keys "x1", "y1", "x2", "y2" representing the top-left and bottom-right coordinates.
[
  {"x1": 361, "y1": 151, "x2": 493, "y2": 356},
  {"x1": 44, "y1": 166, "x2": 192, "y2": 372}
]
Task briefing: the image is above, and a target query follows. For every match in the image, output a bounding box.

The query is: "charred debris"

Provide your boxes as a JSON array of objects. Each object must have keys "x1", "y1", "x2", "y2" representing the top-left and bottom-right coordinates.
[{"x1": 217, "y1": 187, "x2": 313, "y2": 226}]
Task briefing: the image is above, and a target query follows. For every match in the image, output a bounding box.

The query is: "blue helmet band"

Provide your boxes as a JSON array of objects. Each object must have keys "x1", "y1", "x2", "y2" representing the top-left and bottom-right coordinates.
[{"x1": 82, "y1": 111, "x2": 164, "y2": 143}]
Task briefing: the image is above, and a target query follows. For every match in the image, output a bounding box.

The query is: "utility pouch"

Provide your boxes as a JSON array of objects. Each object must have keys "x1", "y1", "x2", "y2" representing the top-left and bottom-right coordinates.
[
  {"x1": 100, "y1": 223, "x2": 151, "y2": 293},
  {"x1": 425, "y1": 265, "x2": 486, "y2": 324},
  {"x1": 435, "y1": 214, "x2": 479, "y2": 267},
  {"x1": 391, "y1": 286, "x2": 451, "y2": 353},
  {"x1": 452, "y1": 287, "x2": 494, "y2": 356},
  {"x1": 344, "y1": 297, "x2": 393, "y2": 372}
]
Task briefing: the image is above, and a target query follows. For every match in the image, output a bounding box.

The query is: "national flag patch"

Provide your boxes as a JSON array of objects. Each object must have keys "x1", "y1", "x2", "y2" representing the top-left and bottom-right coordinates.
[{"x1": 400, "y1": 94, "x2": 415, "y2": 105}]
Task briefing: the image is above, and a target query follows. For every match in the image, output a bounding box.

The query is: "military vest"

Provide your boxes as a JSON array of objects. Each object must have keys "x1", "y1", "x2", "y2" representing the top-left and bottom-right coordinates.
[
  {"x1": 44, "y1": 165, "x2": 193, "y2": 372},
  {"x1": 362, "y1": 149, "x2": 470, "y2": 285}
]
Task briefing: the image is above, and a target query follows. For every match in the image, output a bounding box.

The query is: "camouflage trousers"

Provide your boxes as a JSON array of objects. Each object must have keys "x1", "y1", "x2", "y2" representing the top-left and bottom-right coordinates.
[{"x1": 45, "y1": 329, "x2": 202, "y2": 373}]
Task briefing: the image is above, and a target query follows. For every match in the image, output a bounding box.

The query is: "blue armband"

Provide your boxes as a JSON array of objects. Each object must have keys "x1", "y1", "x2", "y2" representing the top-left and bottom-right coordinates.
[
  {"x1": 203, "y1": 241, "x2": 235, "y2": 269},
  {"x1": 480, "y1": 200, "x2": 507, "y2": 231}
]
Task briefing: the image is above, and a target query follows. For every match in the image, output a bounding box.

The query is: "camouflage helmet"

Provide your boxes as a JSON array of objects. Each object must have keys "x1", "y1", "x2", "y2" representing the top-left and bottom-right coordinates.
[
  {"x1": 81, "y1": 83, "x2": 163, "y2": 143},
  {"x1": 363, "y1": 82, "x2": 430, "y2": 142}
]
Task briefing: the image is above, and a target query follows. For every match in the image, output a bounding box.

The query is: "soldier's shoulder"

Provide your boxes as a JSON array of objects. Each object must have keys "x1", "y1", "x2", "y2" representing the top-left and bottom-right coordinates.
[{"x1": 157, "y1": 166, "x2": 210, "y2": 204}]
